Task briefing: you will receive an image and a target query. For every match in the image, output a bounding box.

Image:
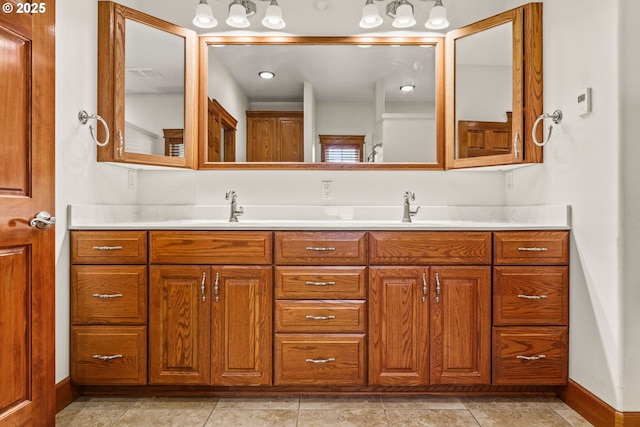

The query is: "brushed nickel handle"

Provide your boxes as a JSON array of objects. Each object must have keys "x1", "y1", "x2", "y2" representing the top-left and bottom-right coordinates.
[
  {"x1": 435, "y1": 272, "x2": 441, "y2": 303},
  {"x1": 117, "y1": 130, "x2": 124, "y2": 157},
  {"x1": 516, "y1": 354, "x2": 546, "y2": 361},
  {"x1": 93, "y1": 354, "x2": 123, "y2": 361},
  {"x1": 92, "y1": 293, "x2": 123, "y2": 299},
  {"x1": 305, "y1": 315, "x2": 336, "y2": 321},
  {"x1": 305, "y1": 357, "x2": 335, "y2": 364},
  {"x1": 305, "y1": 281, "x2": 336, "y2": 286},
  {"x1": 517, "y1": 294, "x2": 548, "y2": 300},
  {"x1": 201, "y1": 272, "x2": 206, "y2": 302},
  {"x1": 513, "y1": 132, "x2": 520, "y2": 159},
  {"x1": 422, "y1": 272, "x2": 427, "y2": 303},
  {"x1": 214, "y1": 272, "x2": 220, "y2": 302},
  {"x1": 29, "y1": 211, "x2": 57, "y2": 229},
  {"x1": 92, "y1": 245, "x2": 123, "y2": 251},
  {"x1": 517, "y1": 247, "x2": 548, "y2": 252},
  {"x1": 305, "y1": 247, "x2": 336, "y2": 251}
]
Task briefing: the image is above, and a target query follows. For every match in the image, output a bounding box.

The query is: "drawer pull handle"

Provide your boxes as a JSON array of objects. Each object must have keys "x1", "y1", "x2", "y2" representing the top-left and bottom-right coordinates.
[
  {"x1": 92, "y1": 245, "x2": 123, "y2": 251},
  {"x1": 92, "y1": 354, "x2": 123, "y2": 361},
  {"x1": 92, "y1": 293, "x2": 123, "y2": 299},
  {"x1": 305, "y1": 315, "x2": 336, "y2": 321},
  {"x1": 305, "y1": 247, "x2": 336, "y2": 252},
  {"x1": 517, "y1": 294, "x2": 548, "y2": 300},
  {"x1": 305, "y1": 281, "x2": 336, "y2": 287},
  {"x1": 517, "y1": 247, "x2": 548, "y2": 252},
  {"x1": 305, "y1": 357, "x2": 335, "y2": 364},
  {"x1": 516, "y1": 354, "x2": 547, "y2": 361}
]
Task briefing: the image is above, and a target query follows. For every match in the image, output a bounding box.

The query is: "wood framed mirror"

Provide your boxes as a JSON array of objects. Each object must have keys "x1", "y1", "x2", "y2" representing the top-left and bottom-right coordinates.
[
  {"x1": 445, "y1": 3, "x2": 542, "y2": 169},
  {"x1": 97, "y1": 1, "x2": 198, "y2": 168},
  {"x1": 198, "y1": 36, "x2": 445, "y2": 170}
]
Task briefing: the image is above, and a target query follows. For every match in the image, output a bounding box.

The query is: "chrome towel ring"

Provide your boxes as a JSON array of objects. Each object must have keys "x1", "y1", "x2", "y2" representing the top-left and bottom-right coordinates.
[
  {"x1": 532, "y1": 110, "x2": 563, "y2": 147},
  {"x1": 78, "y1": 110, "x2": 110, "y2": 147}
]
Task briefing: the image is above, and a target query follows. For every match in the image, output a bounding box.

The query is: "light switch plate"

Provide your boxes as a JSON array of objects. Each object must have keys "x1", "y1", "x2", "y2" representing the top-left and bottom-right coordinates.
[{"x1": 577, "y1": 87, "x2": 592, "y2": 116}]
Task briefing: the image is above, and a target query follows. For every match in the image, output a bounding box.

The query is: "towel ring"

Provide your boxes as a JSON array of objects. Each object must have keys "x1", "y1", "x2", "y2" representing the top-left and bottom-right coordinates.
[
  {"x1": 532, "y1": 110, "x2": 563, "y2": 147},
  {"x1": 78, "y1": 110, "x2": 110, "y2": 147}
]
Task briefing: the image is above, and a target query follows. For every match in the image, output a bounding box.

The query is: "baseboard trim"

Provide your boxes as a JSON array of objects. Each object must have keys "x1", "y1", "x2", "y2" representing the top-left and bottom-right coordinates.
[
  {"x1": 56, "y1": 377, "x2": 82, "y2": 413},
  {"x1": 559, "y1": 379, "x2": 640, "y2": 427}
]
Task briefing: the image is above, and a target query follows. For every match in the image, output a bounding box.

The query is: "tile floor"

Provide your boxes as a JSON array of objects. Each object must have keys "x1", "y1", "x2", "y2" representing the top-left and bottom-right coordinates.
[{"x1": 56, "y1": 395, "x2": 594, "y2": 427}]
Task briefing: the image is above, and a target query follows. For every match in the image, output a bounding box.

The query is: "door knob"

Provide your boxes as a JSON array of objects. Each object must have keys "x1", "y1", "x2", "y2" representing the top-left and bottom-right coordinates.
[{"x1": 29, "y1": 211, "x2": 56, "y2": 229}]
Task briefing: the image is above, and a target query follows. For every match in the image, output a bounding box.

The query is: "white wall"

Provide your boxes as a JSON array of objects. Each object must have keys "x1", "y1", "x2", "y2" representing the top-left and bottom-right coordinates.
[
  {"x1": 55, "y1": 0, "x2": 640, "y2": 413},
  {"x1": 504, "y1": 0, "x2": 639, "y2": 411}
]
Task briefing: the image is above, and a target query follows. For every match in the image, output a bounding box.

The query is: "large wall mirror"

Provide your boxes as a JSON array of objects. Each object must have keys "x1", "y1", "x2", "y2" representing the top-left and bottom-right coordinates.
[
  {"x1": 198, "y1": 36, "x2": 445, "y2": 170},
  {"x1": 97, "y1": 1, "x2": 198, "y2": 168}
]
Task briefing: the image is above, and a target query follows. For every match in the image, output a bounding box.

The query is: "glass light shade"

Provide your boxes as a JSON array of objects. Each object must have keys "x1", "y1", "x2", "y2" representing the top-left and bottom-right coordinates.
[
  {"x1": 262, "y1": 4, "x2": 286, "y2": 29},
  {"x1": 359, "y1": 2, "x2": 383, "y2": 29},
  {"x1": 193, "y1": 1, "x2": 217, "y2": 28},
  {"x1": 392, "y1": 4, "x2": 416, "y2": 28},
  {"x1": 425, "y1": 4, "x2": 449, "y2": 29},
  {"x1": 227, "y1": 3, "x2": 251, "y2": 28}
]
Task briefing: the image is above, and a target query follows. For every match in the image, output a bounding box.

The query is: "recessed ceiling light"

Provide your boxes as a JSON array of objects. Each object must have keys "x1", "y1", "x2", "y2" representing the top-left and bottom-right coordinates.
[
  {"x1": 258, "y1": 70, "x2": 275, "y2": 79},
  {"x1": 400, "y1": 84, "x2": 415, "y2": 92}
]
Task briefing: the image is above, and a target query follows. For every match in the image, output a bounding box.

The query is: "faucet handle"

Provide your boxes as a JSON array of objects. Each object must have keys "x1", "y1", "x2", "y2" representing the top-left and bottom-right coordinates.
[
  {"x1": 225, "y1": 190, "x2": 236, "y2": 201},
  {"x1": 404, "y1": 190, "x2": 415, "y2": 201}
]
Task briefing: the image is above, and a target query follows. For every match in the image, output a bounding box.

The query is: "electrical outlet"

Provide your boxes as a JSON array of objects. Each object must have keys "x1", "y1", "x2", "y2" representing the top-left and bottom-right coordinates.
[
  {"x1": 321, "y1": 180, "x2": 332, "y2": 199},
  {"x1": 127, "y1": 169, "x2": 137, "y2": 190}
]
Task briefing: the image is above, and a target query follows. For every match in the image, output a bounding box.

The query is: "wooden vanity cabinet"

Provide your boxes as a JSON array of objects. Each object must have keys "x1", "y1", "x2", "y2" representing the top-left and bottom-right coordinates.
[
  {"x1": 368, "y1": 232, "x2": 492, "y2": 386},
  {"x1": 70, "y1": 231, "x2": 148, "y2": 385},
  {"x1": 274, "y1": 232, "x2": 368, "y2": 386},
  {"x1": 492, "y1": 231, "x2": 569, "y2": 385},
  {"x1": 148, "y1": 231, "x2": 273, "y2": 386}
]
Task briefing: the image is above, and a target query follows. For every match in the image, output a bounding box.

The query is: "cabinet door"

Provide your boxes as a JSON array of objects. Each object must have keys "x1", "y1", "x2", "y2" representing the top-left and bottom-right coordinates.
[
  {"x1": 430, "y1": 266, "x2": 491, "y2": 385},
  {"x1": 246, "y1": 116, "x2": 277, "y2": 162},
  {"x1": 211, "y1": 266, "x2": 272, "y2": 386},
  {"x1": 149, "y1": 266, "x2": 211, "y2": 384},
  {"x1": 278, "y1": 116, "x2": 303, "y2": 162},
  {"x1": 369, "y1": 267, "x2": 429, "y2": 386}
]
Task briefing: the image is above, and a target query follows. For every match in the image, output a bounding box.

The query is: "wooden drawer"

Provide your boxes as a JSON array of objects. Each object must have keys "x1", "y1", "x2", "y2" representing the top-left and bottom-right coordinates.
[
  {"x1": 274, "y1": 333, "x2": 366, "y2": 386},
  {"x1": 274, "y1": 231, "x2": 367, "y2": 265},
  {"x1": 492, "y1": 326, "x2": 568, "y2": 385},
  {"x1": 494, "y1": 231, "x2": 569, "y2": 265},
  {"x1": 149, "y1": 231, "x2": 272, "y2": 264},
  {"x1": 493, "y1": 266, "x2": 568, "y2": 326},
  {"x1": 369, "y1": 231, "x2": 492, "y2": 265},
  {"x1": 71, "y1": 326, "x2": 147, "y2": 385},
  {"x1": 71, "y1": 231, "x2": 147, "y2": 264},
  {"x1": 275, "y1": 266, "x2": 367, "y2": 299},
  {"x1": 275, "y1": 300, "x2": 366, "y2": 333},
  {"x1": 71, "y1": 265, "x2": 147, "y2": 325}
]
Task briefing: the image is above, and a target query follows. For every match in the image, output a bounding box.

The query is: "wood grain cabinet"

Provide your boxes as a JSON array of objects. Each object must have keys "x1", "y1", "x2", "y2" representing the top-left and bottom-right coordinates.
[
  {"x1": 492, "y1": 231, "x2": 569, "y2": 385},
  {"x1": 70, "y1": 231, "x2": 148, "y2": 385},
  {"x1": 274, "y1": 232, "x2": 367, "y2": 386},
  {"x1": 246, "y1": 111, "x2": 303, "y2": 162},
  {"x1": 368, "y1": 232, "x2": 492, "y2": 386},
  {"x1": 148, "y1": 231, "x2": 273, "y2": 386}
]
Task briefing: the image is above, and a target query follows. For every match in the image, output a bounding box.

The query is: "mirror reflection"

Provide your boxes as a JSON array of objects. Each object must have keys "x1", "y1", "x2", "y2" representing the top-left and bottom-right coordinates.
[
  {"x1": 204, "y1": 41, "x2": 440, "y2": 164},
  {"x1": 454, "y1": 22, "x2": 512, "y2": 159},
  {"x1": 124, "y1": 19, "x2": 186, "y2": 158}
]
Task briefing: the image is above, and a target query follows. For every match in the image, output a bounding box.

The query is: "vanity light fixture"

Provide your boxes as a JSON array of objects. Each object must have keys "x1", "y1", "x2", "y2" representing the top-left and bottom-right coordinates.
[
  {"x1": 358, "y1": 0, "x2": 449, "y2": 30},
  {"x1": 258, "y1": 70, "x2": 275, "y2": 79},
  {"x1": 193, "y1": 0, "x2": 218, "y2": 28},
  {"x1": 425, "y1": 0, "x2": 449, "y2": 29},
  {"x1": 226, "y1": 0, "x2": 255, "y2": 28},
  {"x1": 262, "y1": 0, "x2": 286, "y2": 29}
]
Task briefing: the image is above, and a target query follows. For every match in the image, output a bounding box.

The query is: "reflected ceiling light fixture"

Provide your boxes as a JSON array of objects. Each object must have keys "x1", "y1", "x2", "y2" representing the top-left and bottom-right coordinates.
[
  {"x1": 400, "y1": 84, "x2": 415, "y2": 92},
  {"x1": 358, "y1": 0, "x2": 449, "y2": 30},
  {"x1": 425, "y1": 0, "x2": 449, "y2": 29},
  {"x1": 193, "y1": 0, "x2": 218, "y2": 28},
  {"x1": 258, "y1": 70, "x2": 275, "y2": 79}
]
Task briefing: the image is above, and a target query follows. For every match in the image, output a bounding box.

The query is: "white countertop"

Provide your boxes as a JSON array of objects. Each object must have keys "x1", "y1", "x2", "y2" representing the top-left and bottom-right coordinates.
[{"x1": 67, "y1": 204, "x2": 571, "y2": 231}]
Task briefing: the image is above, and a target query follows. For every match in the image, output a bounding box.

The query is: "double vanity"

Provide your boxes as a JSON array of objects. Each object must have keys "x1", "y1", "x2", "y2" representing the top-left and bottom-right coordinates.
[{"x1": 69, "y1": 203, "x2": 570, "y2": 395}]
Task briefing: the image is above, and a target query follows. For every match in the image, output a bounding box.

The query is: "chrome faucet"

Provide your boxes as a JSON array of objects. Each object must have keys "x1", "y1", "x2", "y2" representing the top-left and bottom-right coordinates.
[
  {"x1": 225, "y1": 190, "x2": 244, "y2": 222},
  {"x1": 402, "y1": 190, "x2": 421, "y2": 223}
]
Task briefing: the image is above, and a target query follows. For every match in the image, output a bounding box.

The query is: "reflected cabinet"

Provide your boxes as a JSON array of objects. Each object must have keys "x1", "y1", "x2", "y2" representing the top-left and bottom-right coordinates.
[{"x1": 96, "y1": 1, "x2": 541, "y2": 171}]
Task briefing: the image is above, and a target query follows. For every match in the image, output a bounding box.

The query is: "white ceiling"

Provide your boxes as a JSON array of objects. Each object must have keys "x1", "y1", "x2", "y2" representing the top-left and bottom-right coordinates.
[{"x1": 125, "y1": 0, "x2": 511, "y2": 103}]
